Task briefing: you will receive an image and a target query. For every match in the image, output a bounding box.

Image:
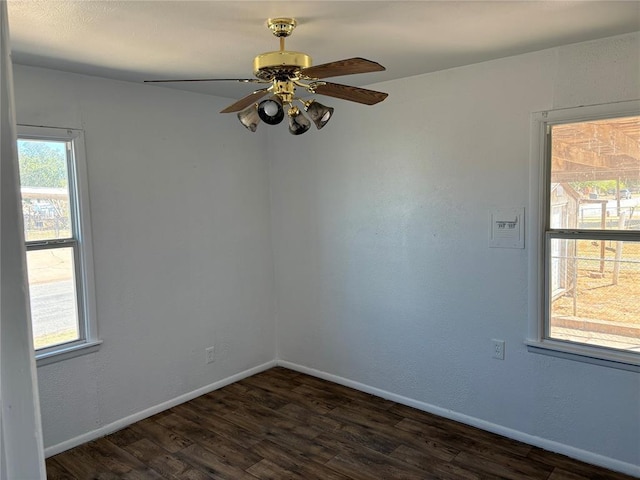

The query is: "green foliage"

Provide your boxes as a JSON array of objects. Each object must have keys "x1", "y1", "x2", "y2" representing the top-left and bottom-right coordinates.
[
  {"x1": 17, "y1": 140, "x2": 68, "y2": 188},
  {"x1": 569, "y1": 180, "x2": 622, "y2": 194}
]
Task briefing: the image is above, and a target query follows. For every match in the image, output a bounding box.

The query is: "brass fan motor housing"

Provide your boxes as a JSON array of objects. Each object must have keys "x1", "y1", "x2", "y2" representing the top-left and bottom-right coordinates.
[{"x1": 253, "y1": 51, "x2": 312, "y2": 80}]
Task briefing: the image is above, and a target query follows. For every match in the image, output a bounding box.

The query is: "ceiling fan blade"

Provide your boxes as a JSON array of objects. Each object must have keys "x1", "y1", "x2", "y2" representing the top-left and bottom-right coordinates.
[
  {"x1": 300, "y1": 57, "x2": 385, "y2": 80},
  {"x1": 312, "y1": 82, "x2": 388, "y2": 106},
  {"x1": 220, "y1": 88, "x2": 271, "y2": 113},
  {"x1": 144, "y1": 78, "x2": 263, "y2": 83}
]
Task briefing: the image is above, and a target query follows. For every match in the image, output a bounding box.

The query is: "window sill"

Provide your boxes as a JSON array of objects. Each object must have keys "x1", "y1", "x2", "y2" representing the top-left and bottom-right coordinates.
[
  {"x1": 36, "y1": 340, "x2": 102, "y2": 367},
  {"x1": 525, "y1": 339, "x2": 640, "y2": 372}
]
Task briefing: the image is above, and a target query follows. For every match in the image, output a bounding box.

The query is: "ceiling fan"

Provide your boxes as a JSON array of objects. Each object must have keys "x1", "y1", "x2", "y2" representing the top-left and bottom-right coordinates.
[{"x1": 144, "y1": 18, "x2": 388, "y2": 135}]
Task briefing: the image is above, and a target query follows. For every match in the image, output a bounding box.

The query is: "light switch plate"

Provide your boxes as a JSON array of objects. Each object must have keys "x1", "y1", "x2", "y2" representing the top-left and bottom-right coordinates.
[{"x1": 489, "y1": 208, "x2": 524, "y2": 249}]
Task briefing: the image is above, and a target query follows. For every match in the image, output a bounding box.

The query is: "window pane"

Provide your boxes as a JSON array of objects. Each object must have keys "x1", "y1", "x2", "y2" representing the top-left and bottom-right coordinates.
[
  {"x1": 26, "y1": 247, "x2": 80, "y2": 350},
  {"x1": 550, "y1": 116, "x2": 640, "y2": 231},
  {"x1": 18, "y1": 139, "x2": 72, "y2": 241},
  {"x1": 549, "y1": 238, "x2": 640, "y2": 351}
]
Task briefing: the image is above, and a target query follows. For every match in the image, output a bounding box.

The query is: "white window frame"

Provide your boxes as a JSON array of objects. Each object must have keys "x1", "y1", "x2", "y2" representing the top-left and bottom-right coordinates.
[
  {"x1": 527, "y1": 100, "x2": 640, "y2": 372},
  {"x1": 18, "y1": 125, "x2": 101, "y2": 366}
]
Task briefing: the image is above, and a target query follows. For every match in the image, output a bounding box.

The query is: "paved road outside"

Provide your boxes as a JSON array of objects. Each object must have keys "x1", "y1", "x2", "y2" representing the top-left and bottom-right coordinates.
[
  {"x1": 29, "y1": 279, "x2": 78, "y2": 342},
  {"x1": 26, "y1": 248, "x2": 78, "y2": 348}
]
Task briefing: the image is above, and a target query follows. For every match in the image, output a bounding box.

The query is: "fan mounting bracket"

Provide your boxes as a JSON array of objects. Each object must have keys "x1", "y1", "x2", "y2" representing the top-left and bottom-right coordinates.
[{"x1": 267, "y1": 18, "x2": 297, "y2": 37}]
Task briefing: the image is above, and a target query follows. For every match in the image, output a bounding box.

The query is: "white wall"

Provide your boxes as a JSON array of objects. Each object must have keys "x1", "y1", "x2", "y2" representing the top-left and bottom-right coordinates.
[
  {"x1": 1, "y1": 3, "x2": 45, "y2": 477},
  {"x1": 270, "y1": 32, "x2": 640, "y2": 473},
  {"x1": 12, "y1": 65, "x2": 277, "y2": 450}
]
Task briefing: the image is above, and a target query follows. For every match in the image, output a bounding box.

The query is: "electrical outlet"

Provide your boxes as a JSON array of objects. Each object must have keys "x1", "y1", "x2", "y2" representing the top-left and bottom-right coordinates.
[
  {"x1": 491, "y1": 339, "x2": 505, "y2": 360},
  {"x1": 206, "y1": 346, "x2": 215, "y2": 364}
]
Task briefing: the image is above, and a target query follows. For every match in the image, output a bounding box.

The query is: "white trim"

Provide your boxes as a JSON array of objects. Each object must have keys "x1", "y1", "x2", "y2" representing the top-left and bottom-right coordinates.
[
  {"x1": 44, "y1": 360, "x2": 276, "y2": 458},
  {"x1": 525, "y1": 339, "x2": 640, "y2": 372},
  {"x1": 528, "y1": 110, "x2": 547, "y2": 341},
  {"x1": 69, "y1": 128, "x2": 99, "y2": 344},
  {"x1": 36, "y1": 340, "x2": 102, "y2": 367},
  {"x1": 277, "y1": 360, "x2": 640, "y2": 478},
  {"x1": 532, "y1": 100, "x2": 640, "y2": 126}
]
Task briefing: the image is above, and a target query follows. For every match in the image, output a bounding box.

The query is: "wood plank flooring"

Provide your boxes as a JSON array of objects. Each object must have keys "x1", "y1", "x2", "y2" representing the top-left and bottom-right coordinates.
[{"x1": 46, "y1": 367, "x2": 635, "y2": 479}]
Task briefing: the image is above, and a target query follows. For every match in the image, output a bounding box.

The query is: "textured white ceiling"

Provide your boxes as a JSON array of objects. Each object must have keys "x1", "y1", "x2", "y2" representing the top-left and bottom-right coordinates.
[{"x1": 6, "y1": 1, "x2": 640, "y2": 100}]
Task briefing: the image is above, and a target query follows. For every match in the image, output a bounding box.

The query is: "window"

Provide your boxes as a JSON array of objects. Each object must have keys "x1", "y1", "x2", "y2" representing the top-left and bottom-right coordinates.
[
  {"x1": 17, "y1": 126, "x2": 100, "y2": 364},
  {"x1": 529, "y1": 102, "x2": 640, "y2": 370}
]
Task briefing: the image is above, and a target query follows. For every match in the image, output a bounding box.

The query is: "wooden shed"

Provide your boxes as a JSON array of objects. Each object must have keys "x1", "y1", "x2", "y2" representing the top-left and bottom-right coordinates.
[{"x1": 549, "y1": 183, "x2": 580, "y2": 300}]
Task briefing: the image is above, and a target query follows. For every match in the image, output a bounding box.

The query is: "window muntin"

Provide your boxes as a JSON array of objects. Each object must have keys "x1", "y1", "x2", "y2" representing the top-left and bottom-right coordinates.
[
  {"x1": 540, "y1": 109, "x2": 640, "y2": 365},
  {"x1": 17, "y1": 126, "x2": 99, "y2": 361}
]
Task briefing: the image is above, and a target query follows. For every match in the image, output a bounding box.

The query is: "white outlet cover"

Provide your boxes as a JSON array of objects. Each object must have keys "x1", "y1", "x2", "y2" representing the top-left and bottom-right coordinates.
[{"x1": 206, "y1": 346, "x2": 215, "y2": 363}]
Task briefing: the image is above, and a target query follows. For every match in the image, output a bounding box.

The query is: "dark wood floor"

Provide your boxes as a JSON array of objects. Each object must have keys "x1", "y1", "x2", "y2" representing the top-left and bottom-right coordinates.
[{"x1": 46, "y1": 367, "x2": 634, "y2": 480}]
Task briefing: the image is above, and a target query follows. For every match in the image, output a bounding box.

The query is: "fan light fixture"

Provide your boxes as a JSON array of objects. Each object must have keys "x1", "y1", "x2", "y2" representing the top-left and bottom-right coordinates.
[
  {"x1": 257, "y1": 97, "x2": 285, "y2": 125},
  {"x1": 288, "y1": 106, "x2": 311, "y2": 135},
  {"x1": 241, "y1": 97, "x2": 333, "y2": 135},
  {"x1": 237, "y1": 104, "x2": 260, "y2": 132},
  {"x1": 304, "y1": 100, "x2": 334, "y2": 130},
  {"x1": 144, "y1": 17, "x2": 388, "y2": 136}
]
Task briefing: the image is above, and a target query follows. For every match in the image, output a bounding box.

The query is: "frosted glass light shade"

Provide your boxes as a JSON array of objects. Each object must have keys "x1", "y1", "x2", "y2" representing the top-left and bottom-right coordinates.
[
  {"x1": 257, "y1": 97, "x2": 285, "y2": 125},
  {"x1": 305, "y1": 101, "x2": 334, "y2": 129},
  {"x1": 288, "y1": 109, "x2": 311, "y2": 135},
  {"x1": 237, "y1": 105, "x2": 260, "y2": 132}
]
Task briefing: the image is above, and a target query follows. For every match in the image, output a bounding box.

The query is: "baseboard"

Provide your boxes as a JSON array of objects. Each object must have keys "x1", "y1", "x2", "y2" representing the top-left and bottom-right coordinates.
[
  {"x1": 44, "y1": 360, "x2": 277, "y2": 458},
  {"x1": 277, "y1": 360, "x2": 640, "y2": 478}
]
